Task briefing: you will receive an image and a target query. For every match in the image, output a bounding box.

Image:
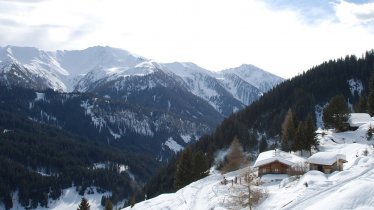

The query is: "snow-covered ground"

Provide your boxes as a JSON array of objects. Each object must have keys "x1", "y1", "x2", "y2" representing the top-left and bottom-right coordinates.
[
  {"x1": 2, "y1": 187, "x2": 113, "y2": 210},
  {"x1": 124, "y1": 123, "x2": 374, "y2": 210}
]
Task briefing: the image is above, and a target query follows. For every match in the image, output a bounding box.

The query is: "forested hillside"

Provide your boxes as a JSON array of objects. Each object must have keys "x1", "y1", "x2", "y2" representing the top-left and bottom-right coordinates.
[
  {"x1": 0, "y1": 110, "x2": 159, "y2": 209},
  {"x1": 146, "y1": 50, "x2": 374, "y2": 198}
]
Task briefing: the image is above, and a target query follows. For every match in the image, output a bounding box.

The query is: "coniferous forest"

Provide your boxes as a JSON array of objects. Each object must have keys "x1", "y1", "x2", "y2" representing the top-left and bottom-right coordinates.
[
  {"x1": 145, "y1": 51, "x2": 374, "y2": 198},
  {"x1": 0, "y1": 108, "x2": 158, "y2": 209}
]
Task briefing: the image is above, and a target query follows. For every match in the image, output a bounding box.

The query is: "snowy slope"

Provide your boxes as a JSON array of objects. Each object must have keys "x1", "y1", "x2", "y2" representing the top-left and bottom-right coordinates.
[
  {"x1": 161, "y1": 62, "x2": 282, "y2": 115},
  {"x1": 123, "y1": 169, "x2": 244, "y2": 210},
  {"x1": 0, "y1": 46, "x2": 150, "y2": 91},
  {"x1": 163, "y1": 62, "x2": 247, "y2": 114},
  {"x1": 2, "y1": 187, "x2": 113, "y2": 210},
  {"x1": 221, "y1": 64, "x2": 284, "y2": 92},
  {"x1": 0, "y1": 46, "x2": 67, "y2": 91},
  {"x1": 123, "y1": 123, "x2": 374, "y2": 210}
]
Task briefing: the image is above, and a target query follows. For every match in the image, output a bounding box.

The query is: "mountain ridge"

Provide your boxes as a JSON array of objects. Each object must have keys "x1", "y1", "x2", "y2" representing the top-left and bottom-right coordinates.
[{"x1": 0, "y1": 45, "x2": 283, "y2": 116}]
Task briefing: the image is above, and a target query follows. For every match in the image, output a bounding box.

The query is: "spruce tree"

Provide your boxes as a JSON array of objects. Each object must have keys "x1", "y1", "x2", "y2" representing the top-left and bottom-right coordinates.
[
  {"x1": 281, "y1": 109, "x2": 296, "y2": 152},
  {"x1": 258, "y1": 137, "x2": 268, "y2": 152},
  {"x1": 355, "y1": 94, "x2": 368, "y2": 113},
  {"x1": 101, "y1": 195, "x2": 107, "y2": 207},
  {"x1": 293, "y1": 122, "x2": 304, "y2": 152},
  {"x1": 77, "y1": 197, "x2": 90, "y2": 210},
  {"x1": 174, "y1": 148, "x2": 193, "y2": 189},
  {"x1": 368, "y1": 68, "x2": 374, "y2": 115},
  {"x1": 323, "y1": 95, "x2": 350, "y2": 131},
  {"x1": 4, "y1": 192, "x2": 13, "y2": 210},
  {"x1": 304, "y1": 114, "x2": 318, "y2": 154},
  {"x1": 192, "y1": 151, "x2": 209, "y2": 180}
]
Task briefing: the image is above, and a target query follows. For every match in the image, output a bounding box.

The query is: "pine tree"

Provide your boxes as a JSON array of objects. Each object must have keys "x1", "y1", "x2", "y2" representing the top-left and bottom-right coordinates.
[
  {"x1": 293, "y1": 122, "x2": 304, "y2": 152},
  {"x1": 355, "y1": 94, "x2": 368, "y2": 113},
  {"x1": 4, "y1": 192, "x2": 13, "y2": 210},
  {"x1": 368, "y1": 68, "x2": 374, "y2": 115},
  {"x1": 258, "y1": 137, "x2": 268, "y2": 153},
  {"x1": 104, "y1": 199, "x2": 113, "y2": 210},
  {"x1": 174, "y1": 148, "x2": 194, "y2": 189},
  {"x1": 77, "y1": 197, "x2": 90, "y2": 210},
  {"x1": 101, "y1": 195, "x2": 107, "y2": 207},
  {"x1": 192, "y1": 151, "x2": 209, "y2": 180},
  {"x1": 323, "y1": 95, "x2": 350, "y2": 131},
  {"x1": 304, "y1": 114, "x2": 318, "y2": 154},
  {"x1": 281, "y1": 109, "x2": 296, "y2": 152}
]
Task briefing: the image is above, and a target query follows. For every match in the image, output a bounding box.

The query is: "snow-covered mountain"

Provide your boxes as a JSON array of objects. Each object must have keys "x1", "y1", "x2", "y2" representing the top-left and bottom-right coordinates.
[
  {"x1": 123, "y1": 124, "x2": 374, "y2": 210},
  {"x1": 0, "y1": 46, "x2": 67, "y2": 91},
  {"x1": 221, "y1": 64, "x2": 284, "y2": 93},
  {"x1": 0, "y1": 45, "x2": 283, "y2": 116}
]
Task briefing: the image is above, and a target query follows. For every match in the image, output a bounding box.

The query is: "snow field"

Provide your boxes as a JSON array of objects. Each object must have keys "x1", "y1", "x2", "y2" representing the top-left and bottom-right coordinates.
[{"x1": 125, "y1": 122, "x2": 374, "y2": 210}]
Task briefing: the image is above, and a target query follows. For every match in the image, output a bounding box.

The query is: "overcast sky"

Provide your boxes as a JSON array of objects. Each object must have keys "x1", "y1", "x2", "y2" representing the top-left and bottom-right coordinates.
[{"x1": 1, "y1": 0, "x2": 374, "y2": 78}]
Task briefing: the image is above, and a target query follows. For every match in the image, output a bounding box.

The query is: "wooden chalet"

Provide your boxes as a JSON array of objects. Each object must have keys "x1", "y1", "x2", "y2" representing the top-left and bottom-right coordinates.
[
  {"x1": 253, "y1": 149, "x2": 306, "y2": 176},
  {"x1": 308, "y1": 152, "x2": 347, "y2": 174}
]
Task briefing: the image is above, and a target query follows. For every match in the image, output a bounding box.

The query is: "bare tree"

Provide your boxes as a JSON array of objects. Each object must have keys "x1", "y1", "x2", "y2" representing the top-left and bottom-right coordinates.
[{"x1": 225, "y1": 168, "x2": 267, "y2": 209}]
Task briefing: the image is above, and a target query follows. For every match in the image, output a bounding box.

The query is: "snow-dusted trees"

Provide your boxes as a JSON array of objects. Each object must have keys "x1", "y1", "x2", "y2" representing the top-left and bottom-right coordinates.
[{"x1": 323, "y1": 95, "x2": 350, "y2": 131}]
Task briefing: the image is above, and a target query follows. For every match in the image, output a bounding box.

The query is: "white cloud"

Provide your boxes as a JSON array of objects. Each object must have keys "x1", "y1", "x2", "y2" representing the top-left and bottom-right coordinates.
[
  {"x1": 0, "y1": 0, "x2": 374, "y2": 78},
  {"x1": 334, "y1": 0, "x2": 374, "y2": 25}
]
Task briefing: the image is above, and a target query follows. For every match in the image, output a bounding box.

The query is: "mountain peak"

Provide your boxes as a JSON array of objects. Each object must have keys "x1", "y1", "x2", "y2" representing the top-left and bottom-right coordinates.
[{"x1": 221, "y1": 64, "x2": 284, "y2": 92}]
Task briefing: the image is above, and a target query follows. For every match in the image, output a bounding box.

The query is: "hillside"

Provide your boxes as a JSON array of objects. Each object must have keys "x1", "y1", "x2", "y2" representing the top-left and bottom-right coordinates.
[
  {"x1": 146, "y1": 50, "x2": 374, "y2": 198},
  {"x1": 0, "y1": 109, "x2": 159, "y2": 209},
  {"x1": 125, "y1": 124, "x2": 374, "y2": 210},
  {"x1": 0, "y1": 85, "x2": 218, "y2": 160}
]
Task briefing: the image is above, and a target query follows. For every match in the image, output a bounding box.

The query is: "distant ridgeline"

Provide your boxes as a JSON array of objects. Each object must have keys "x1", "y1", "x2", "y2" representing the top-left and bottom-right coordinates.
[{"x1": 146, "y1": 51, "x2": 374, "y2": 198}]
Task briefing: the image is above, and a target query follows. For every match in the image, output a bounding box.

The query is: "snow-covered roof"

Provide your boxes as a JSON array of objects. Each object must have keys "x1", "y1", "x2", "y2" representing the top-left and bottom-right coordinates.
[
  {"x1": 308, "y1": 152, "x2": 346, "y2": 165},
  {"x1": 348, "y1": 113, "x2": 372, "y2": 127},
  {"x1": 253, "y1": 150, "x2": 306, "y2": 168}
]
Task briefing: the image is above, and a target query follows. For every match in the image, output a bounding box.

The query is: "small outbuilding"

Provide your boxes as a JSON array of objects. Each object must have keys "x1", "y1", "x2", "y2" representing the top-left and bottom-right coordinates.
[
  {"x1": 253, "y1": 149, "x2": 306, "y2": 176},
  {"x1": 308, "y1": 152, "x2": 347, "y2": 174},
  {"x1": 347, "y1": 113, "x2": 372, "y2": 130}
]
